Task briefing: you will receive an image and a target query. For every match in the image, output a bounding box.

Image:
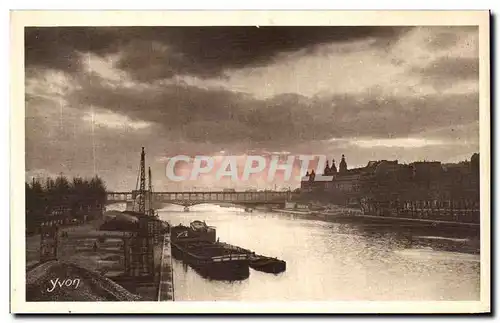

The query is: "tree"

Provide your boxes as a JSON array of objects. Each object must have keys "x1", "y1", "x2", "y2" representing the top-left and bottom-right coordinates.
[
  {"x1": 89, "y1": 175, "x2": 107, "y2": 205},
  {"x1": 26, "y1": 178, "x2": 46, "y2": 234},
  {"x1": 25, "y1": 174, "x2": 108, "y2": 230},
  {"x1": 25, "y1": 182, "x2": 33, "y2": 213}
]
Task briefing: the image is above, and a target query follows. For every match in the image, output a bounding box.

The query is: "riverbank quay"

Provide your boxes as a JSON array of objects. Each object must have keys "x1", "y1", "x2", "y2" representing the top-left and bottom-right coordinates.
[
  {"x1": 271, "y1": 201, "x2": 361, "y2": 216},
  {"x1": 272, "y1": 203, "x2": 480, "y2": 237},
  {"x1": 271, "y1": 205, "x2": 480, "y2": 254},
  {"x1": 271, "y1": 208, "x2": 313, "y2": 216},
  {"x1": 157, "y1": 232, "x2": 175, "y2": 301},
  {"x1": 25, "y1": 216, "x2": 174, "y2": 301},
  {"x1": 275, "y1": 199, "x2": 478, "y2": 223},
  {"x1": 317, "y1": 209, "x2": 480, "y2": 230}
]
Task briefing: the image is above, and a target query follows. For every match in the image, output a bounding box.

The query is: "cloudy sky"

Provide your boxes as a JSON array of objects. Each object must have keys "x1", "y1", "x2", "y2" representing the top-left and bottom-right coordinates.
[{"x1": 25, "y1": 26, "x2": 479, "y2": 191}]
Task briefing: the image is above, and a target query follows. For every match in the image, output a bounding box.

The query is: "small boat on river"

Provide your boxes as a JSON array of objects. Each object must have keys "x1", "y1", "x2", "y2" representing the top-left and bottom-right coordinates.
[
  {"x1": 249, "y1": 255, "x2": 286, "y2": 274},
  {"x1": 217, "y1": 242, "x2": 287, "y2": 274}
]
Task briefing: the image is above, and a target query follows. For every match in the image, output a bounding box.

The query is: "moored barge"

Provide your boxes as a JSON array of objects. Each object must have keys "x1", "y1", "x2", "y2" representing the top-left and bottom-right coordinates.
[{"x1": 170, "y1": 221, "x2": 250, "y2": 280}]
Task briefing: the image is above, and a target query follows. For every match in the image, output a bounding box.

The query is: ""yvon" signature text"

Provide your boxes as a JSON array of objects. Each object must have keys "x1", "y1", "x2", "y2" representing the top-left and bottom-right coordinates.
[{"x1": 46, "y1": 278, "x2": 81, "y2": 292}]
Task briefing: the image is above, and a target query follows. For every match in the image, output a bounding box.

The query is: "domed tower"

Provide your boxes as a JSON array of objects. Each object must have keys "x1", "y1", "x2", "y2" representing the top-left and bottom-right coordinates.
[
  {"x1": 324, "y1": 160, "x2": 330, "y2": 176},
  {"x1": 303, "y1": 170, "x2": 310, "y2": 181},
  {"x1": 470, "y1": 153, "x2": 479, "y2": 174},
  {"x1": 471, "y1": 153, "x2": 479, "y2": 166},
  {"x1": 339, "y1": 154, "x2": 348, "y2": 174},
  {"x1": 309, "y1": 169, "x2": 316, "y2": 181},
  {"x1": 330, "y1": 159, "x2": 337, "y2": 174}
]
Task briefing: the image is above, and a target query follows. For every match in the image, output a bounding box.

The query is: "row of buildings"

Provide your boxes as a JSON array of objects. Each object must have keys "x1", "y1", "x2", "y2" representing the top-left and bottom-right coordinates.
[{"x1": 300, "y1": 153, "x2": 480, "y2": 211}]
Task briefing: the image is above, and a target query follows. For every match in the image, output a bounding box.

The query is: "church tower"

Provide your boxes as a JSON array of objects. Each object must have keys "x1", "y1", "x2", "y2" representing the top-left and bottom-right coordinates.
[
  {"x1": 339, "y1": 154, "x2": 348, "y2": 174},
  {"x1": 309, "y1": 169, "x2": 316, "y2": 181},
  {"x1": 324, "y1": 160, "x2": 330, "y2": 175},
  {"x1": 330, "y1": 159, "x2": 337, "y2": 174}
]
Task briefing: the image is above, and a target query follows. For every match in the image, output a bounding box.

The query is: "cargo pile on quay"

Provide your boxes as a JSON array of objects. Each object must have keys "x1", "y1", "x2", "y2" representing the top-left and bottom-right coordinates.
[{"x1": 26, "y1": 260, "x2": 141, "y2": 301}]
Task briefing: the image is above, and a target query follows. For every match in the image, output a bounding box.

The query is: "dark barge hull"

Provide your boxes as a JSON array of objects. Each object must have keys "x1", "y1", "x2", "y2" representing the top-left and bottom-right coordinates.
[
  {"x1": 216, "y1": 243, "x2": 287, "y2": 274},
  {"x1": 250, "y1": 258, "x2": 286, "y2": 274},
  {"x1": 171, "y1": 242, "x2": 250, "y2": 281}
]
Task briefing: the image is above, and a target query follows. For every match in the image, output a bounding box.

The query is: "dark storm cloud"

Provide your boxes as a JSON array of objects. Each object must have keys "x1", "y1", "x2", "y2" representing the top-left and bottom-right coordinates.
[
  {"x1": 67, "y1": 73, "x2": 479, "y2": 147},
  {"x1": 25, "y1": 27, "x2": 119, "y2": 73},
  {"x1": 414, "y1": 56, "x2": 479, "y2": 81},
  {"x1": 425, "y1": 26, "x2": 478, "y2": 51},
  {"x1": 25, "y1": 26, "x2": 411, "y2": 79},
  {"x1": 411, "y1": 56, "x2": 479, "y2": 90}
]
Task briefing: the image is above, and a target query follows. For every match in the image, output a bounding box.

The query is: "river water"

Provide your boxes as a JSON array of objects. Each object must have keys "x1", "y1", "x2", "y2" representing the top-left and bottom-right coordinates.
[{"x1": 157, "y1": 204, "x2": 480, "y2": 301}]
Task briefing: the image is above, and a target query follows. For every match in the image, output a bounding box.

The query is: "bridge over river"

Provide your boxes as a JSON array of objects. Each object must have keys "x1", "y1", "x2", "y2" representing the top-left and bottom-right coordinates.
[{"x1": 106, "y1": 190, "x2": 292, "y2": 208}]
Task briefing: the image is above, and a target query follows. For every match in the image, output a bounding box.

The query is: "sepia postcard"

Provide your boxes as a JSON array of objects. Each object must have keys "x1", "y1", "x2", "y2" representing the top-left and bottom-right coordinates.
[{"x1": 10, "y1": 10, "x2": 490, "y2": 314}]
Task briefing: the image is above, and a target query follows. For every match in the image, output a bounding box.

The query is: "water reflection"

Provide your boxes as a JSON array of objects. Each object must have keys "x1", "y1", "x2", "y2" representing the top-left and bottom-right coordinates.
[{"x1": 156, "y1": 203, "x2": 479, "y2": 301}]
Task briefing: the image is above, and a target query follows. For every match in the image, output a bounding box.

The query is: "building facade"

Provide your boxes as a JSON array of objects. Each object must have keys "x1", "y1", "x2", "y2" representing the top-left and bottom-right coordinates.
[{"x1": 300, "y1": 153, "x2": 480, "y2": 211}]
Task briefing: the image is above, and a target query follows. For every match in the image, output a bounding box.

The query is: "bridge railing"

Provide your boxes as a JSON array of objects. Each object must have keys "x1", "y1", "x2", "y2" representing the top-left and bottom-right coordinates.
[{"x1": 106, "y1": 191, "x2": 291, "y2": 203}]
